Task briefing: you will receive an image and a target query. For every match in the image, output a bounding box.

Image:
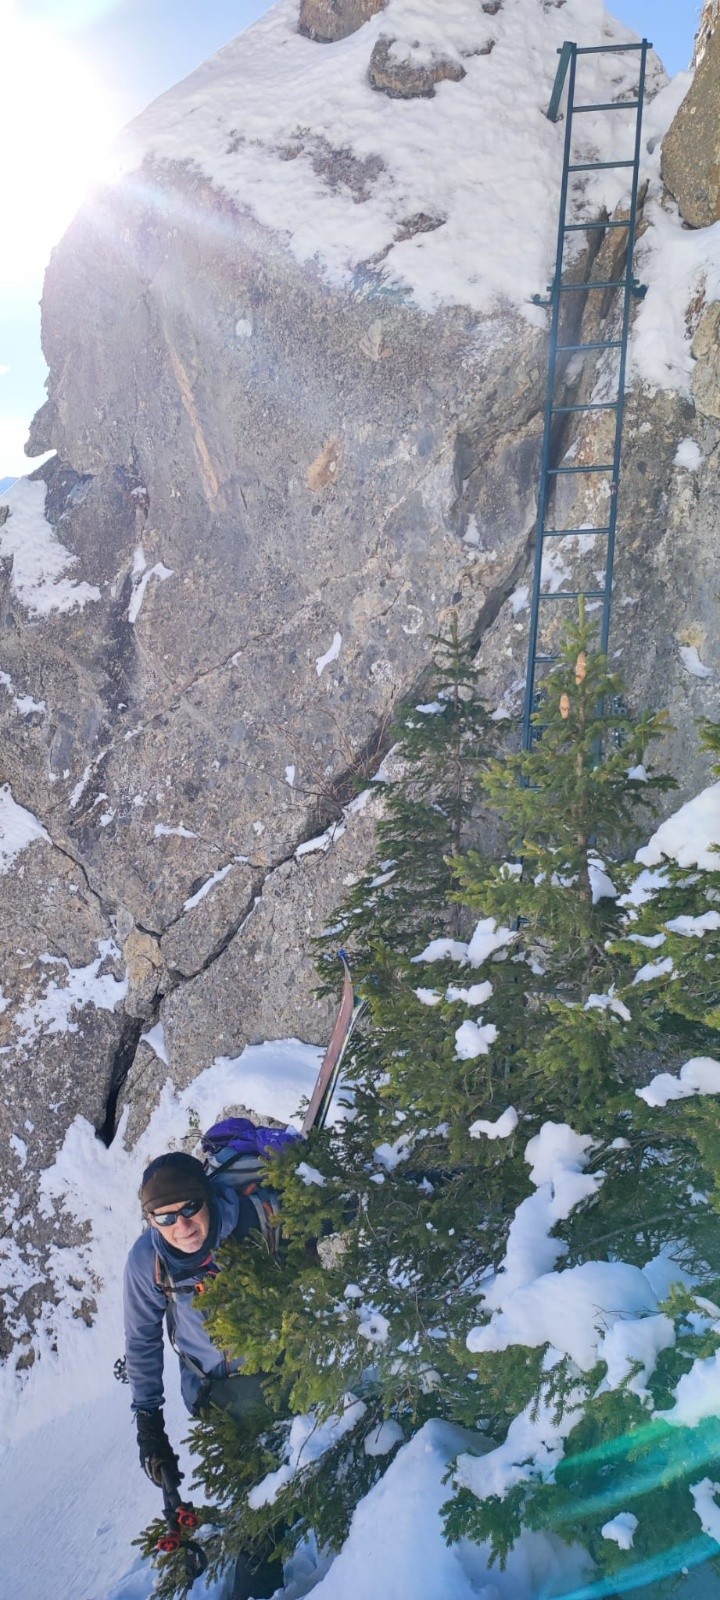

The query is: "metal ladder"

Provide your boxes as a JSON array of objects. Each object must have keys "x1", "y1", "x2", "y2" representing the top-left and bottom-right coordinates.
[{"x1": 521, "y1": 37, "x2": 650, "y2": 751}]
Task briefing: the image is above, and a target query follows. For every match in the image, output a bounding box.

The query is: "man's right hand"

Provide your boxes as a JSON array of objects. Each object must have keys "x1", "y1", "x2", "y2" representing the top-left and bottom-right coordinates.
[{"x1": 135, "y1": 1407, "x2": 182, "y2": 1488}]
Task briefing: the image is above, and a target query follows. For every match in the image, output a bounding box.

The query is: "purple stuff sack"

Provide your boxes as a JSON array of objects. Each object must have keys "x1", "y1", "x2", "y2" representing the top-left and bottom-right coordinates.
[
  {"x1": 202, "y1": 1117, "x2": 300, "y2": 1164},
  {"x1": 201, "y1": 1119, "x2": 301, "y2": 1254}
]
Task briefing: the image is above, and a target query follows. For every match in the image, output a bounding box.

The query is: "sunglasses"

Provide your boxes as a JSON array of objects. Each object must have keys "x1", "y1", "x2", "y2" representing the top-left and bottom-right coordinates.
[{"x1": 149, "y1": 1198, "x2": 205, "y2": 1228}]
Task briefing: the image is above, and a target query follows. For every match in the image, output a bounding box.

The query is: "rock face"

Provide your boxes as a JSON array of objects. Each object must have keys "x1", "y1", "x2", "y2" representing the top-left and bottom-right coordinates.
[
  {"x1": 692, "y1": 302, "x2": 720, "y2": 418},
  {"x1": 661, "y1": 18, "x2": 720, "y2": 226},
  {"x1": 1, "y1": 0, "x2": 720, "y2": 1354},
  {"x1": 694, "y1": 0, "x2": 720, "y2": 67},
  {"x1": 298, "y1": 0, "x2": 386, "y2": 42},
  {"x1": 369, "y1": 37, "x2": 466, "y2": 98}
]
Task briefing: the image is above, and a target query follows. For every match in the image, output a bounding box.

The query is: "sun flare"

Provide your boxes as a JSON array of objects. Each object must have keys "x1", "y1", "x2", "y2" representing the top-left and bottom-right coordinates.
[{"x1": 0, "y1": 3, "x2": 120, "y2": 289}]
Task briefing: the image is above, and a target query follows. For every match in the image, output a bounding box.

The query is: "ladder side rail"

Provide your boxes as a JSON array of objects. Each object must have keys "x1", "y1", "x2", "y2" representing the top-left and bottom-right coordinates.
[
  {"x1": 600, "y1": 38, "x2": 648, "y2": 656},
  {"x1": 547, "y1": 41, "x2": 575, "y2": 124},
  {"x1": 522, "y1": 44, "x2": 578, "y2": 751}
]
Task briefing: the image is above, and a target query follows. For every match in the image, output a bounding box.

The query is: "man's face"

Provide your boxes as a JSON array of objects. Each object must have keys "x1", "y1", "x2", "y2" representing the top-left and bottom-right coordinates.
[{"x1": 150, "y1": 1198, "x2": 211, "y2": 1253}]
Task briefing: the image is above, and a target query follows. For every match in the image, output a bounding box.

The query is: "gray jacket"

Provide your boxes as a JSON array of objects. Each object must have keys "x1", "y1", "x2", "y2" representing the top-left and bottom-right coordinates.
[{"x1": 123, "y1": 1183, "x2": 241, "y2": 1415}]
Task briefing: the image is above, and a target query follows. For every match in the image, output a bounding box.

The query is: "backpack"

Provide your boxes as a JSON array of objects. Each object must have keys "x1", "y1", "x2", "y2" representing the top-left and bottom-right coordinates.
[{"x1": 200, "y1": 1117, "x2": 300, "y2": 1256}]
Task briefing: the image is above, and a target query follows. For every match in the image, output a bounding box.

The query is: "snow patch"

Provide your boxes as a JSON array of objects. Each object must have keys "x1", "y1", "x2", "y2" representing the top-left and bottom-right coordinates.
[
  {"x1": 468, "y1": 1259, "x2": 660, "y2": 1372},
  {"x1": 413, "y1": 937, "x2": 469, "y2": 964},
  {"x1": 139, "y1": 1021, "x2": 169, "y2": 1066},
  {"x1": 127, "y1": 546, "x2": 173, "y2": 624},
  {"x1": 469, "y1": 1106, "x2": 518, "y2": 1142},
  {"x1": 446, "y1": 981, "x2": 493, "y2": 1007},
  {"x1": 249, "y1": 1397, "x2": 367, "y2": 1510},
  {"x1": 183, "y1": 862, "x2": 234, "y2": 911},
  {"x1": 665, "y1": 911, "x2": 720, "y2": 937},
  {"x1": 601, "y1": 1512, "x2": 638, "y2": 1551},
  {"x1": 316, "y1": 632, "x2": 342, "y2": 677},
  {"x1": 584, "y1": 991, "x2": 632, "y2": 1023},
  {"x1": 414, "y1": 987, "x2": 441, "y2": 1006},
  {"x1": 0, "y1": 670, "x2": 45, "y2": 717},
  {"x1": 674, "y1": 438, "x2": 703, "y2": 471},
  {"x1": 691, "y1": 1480, "x2": 720, "y2": 1546},
  {"x1": 364, "y1": 1420, "x2": 404, "y2": 1458},
  {"x1": 295, "y1": 820, "x2": 345, "y2": 858},
  {"x1": 454, "y1": 1018, "x2": 498, "y2": 1060},
  {"x1": 296, "y1": 1161, "x2": 327, "y2": 1188},
  {"x1": 0, "y1": 479, "x2": 100, "y2": 614},
  {"x1": 633, "y1": 956, "x2": 675, "y2": 984},
  {"x1": 374, "y1": 1135, "x2": 412, "y2": 1173},
  {"x1": 470, "y1": 1124, "x2": 602, "y2": 1317},
  {"x1": 0, "y1": 784, "x2": 49, "y2": 873},
  {"x1": 467, "y1": 917, "x2": 516, "y2": 966},
  {"x1": 637, "y1": 1056, "x2": 720, "y2": 1109},
  {"x1": 13, "y1": 941, "x2": 128, "y2": 1047},
  {"x1": 679, "y1": 644, "x2": 713, "y2": 680},
  {"x1": 636, "y1": 783, "x2": 720, "y2": 873}
]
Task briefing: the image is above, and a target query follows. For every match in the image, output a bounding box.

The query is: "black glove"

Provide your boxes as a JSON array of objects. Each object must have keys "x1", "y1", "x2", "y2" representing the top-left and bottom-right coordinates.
[{"x1": 135, "y1": 1408, "x2": 182, "y2": 1488}]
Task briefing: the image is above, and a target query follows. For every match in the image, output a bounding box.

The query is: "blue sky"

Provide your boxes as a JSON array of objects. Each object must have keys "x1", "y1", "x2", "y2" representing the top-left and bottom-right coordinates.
[{"x1": 0, "y1": 0, "x2": 701, "y2": 476}]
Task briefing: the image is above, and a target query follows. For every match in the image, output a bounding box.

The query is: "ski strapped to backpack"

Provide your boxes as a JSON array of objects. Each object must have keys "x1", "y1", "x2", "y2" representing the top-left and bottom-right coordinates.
[{"x1": 301, "y1": 950, "x2": 365, "y2": 1135}]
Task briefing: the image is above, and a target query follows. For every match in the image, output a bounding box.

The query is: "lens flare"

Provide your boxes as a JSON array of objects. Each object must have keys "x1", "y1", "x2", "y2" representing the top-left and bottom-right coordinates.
[
  {"x1": 0, "y1": 1, "x2": 121, "y2": 287},
  {"x1": 536, "y1": 1414, "x2": 720, "y2": 1599}
]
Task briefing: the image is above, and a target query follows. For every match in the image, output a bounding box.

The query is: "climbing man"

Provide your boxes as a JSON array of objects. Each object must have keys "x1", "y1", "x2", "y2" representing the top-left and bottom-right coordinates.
[{"x1": 123, "y1": 1149, "x2": 283, "y2": 1600}]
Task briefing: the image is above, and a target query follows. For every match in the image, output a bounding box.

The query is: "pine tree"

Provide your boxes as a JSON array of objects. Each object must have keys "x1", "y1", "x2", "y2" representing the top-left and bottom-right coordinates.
[
  {"x1": 452, "y1": 604, "x2": 674, "y2": 1123},
  {"x1": 145, "y1": 615, "x2": 720, "y2": 1600},
  {"x1": 445, "y1": 695, "x2": 720, "y2": 1593}
]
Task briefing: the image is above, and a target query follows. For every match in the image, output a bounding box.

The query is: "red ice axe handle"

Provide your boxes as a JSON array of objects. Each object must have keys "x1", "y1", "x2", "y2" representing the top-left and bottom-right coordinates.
[{"x1": 157, "y1": 1468, "x2": 208, "y2": 1582}]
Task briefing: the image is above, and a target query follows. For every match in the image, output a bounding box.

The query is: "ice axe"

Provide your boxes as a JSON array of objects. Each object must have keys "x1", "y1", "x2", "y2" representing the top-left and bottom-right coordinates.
[{"x1": 156, "y1": 1465, "x2": 208, "y2": 1585}]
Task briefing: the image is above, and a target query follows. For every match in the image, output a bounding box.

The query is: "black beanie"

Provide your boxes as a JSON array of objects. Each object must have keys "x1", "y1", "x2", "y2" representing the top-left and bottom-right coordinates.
[{"x1": 140, "y1": 1152, "x2": 211, "y2": 1213}]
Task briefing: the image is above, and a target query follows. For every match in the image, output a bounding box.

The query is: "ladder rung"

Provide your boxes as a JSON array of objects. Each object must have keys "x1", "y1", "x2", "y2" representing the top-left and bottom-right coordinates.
[
  {"x1": 540, "y1": 589, "x2": 606, "y2": 601},
  {"x1": 552, "y1": 402, "x2": 620, "y2": 414},
  {"x1": 573, "y1": 101, "x2": 640, "y2": 112},
  {"x1": 564, "y1": 220, "x2": 630, "y2": 231},
  {"x1": 575, "y1": 43, "x2": 648, "y2": 55},
  {"x1": 568, "y1": 160, "x2": 636, "y2": 171},
  {"x1": 547, "y1": 464, "x2": 614, "y2": 475},
  {"x1": 557, "y1": 339, "x2": 622, "y2": 352},
  {"x1": 559, "y1": 280, "x2": 627, "y2": 292},
  {"x1": 542, "y1": 526, "x2": 611, "y2": 538},
  {"x1": 535, "y1": 655, "x2": 560, "y2": 664}
]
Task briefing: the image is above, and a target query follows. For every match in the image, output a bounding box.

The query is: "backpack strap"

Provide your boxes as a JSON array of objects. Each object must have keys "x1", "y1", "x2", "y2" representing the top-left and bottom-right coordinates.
[
  {"x1": 236, "y1": 1182, "x2": 282, "y2": 1256},
  {"x1": 153, "y1": 1252, "x2": 221, "y2": 1382}
]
